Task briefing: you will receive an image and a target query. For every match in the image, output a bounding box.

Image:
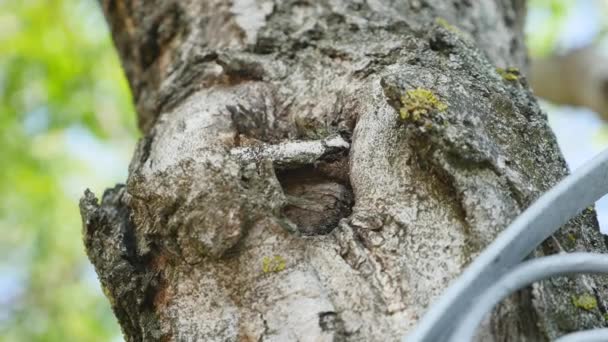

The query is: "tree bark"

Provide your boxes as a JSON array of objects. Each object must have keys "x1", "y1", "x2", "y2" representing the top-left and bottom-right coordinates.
[{"x1": 81, "y1": 0, "x2": 608, "y2": 341}]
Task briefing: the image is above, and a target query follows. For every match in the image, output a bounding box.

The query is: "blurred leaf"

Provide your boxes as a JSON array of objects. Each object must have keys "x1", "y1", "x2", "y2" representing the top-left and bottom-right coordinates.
[
  {"x1": 526, "y1": 0, "x2": 572, "y2": 56},
  {"x1": 0, "y1": 0, "x2": 137, "y2": 340}
]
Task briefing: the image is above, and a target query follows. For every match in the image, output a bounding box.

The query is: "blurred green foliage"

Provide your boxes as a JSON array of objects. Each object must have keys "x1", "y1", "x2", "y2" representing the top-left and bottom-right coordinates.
[
  {"x1": 0, "y1": 0, "x2": 136, "y2": 340},
  {"x1": 527, "y1": 0, "x2": 571, "y2": 56},
  {"x1": 527, "y1": 0, "x2": 608, "y2": 57}
]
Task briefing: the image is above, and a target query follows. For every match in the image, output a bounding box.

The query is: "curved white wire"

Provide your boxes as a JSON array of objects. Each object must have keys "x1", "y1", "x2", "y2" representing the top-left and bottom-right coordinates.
[
  {"x1": 554, "y1": 329, "x2": 608, "y2": 342},
  {"x1": 449, "y1": 253, "x2": 608, "y2": 341},
  {"x1": 407, "y1": 149, "x2": 608, "y2": 342}
]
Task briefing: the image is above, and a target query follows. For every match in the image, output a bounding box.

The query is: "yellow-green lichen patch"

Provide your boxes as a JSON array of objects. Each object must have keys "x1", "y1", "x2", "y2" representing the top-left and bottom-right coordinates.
[
  {"x1": 262, "y1": 255, "x2": 286, "y2": 273},
  {"x1": 567, "y1": 233, "x2": 577, "y2": 243},
  {"x1": 101, "y1": 284, "x2": 115, "y2": 306},
  {"x1": 572, "y1": 293, "x2": 598, "y2": 311},
  {"x1": 496, "y1": 67, "x2": 520, "y2": 82},
  {"x1": 435, "y1": 17, "x2": 462, "y2": 35},
  {"x1": 604, "y1": 313, "x2": 608, "y2": 321},
  {"x1": 399, "y1": 88, "x2": 448, "y2": 122}
]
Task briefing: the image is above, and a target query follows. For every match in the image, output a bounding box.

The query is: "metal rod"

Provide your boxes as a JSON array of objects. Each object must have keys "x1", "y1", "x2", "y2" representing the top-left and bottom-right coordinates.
[
  {"x1": 406, "y1": 149, "x2": 608, "y2": 342},
  {"x1": 553, "y1": 329, "x2": 608, "y2": 342},
  {"x1": 449, "y1": 253, "x2": 608, "y2": 341}
]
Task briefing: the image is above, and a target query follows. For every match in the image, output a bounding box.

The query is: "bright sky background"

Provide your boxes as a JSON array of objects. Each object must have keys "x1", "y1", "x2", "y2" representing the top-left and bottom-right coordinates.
[{"x1": 528, "y1": 0, "x2": 608, "y2": 233}]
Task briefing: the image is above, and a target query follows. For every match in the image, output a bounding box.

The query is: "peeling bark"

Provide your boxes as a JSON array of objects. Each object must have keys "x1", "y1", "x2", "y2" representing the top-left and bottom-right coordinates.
[{"x1": 83, "y1": 0, "x2": 608, "y2": 341}]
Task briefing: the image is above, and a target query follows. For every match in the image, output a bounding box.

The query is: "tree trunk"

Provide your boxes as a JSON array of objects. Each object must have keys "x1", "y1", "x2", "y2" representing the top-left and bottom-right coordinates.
[{"x1": 80, "y1": 0, "x2": 608, "y2": 340}]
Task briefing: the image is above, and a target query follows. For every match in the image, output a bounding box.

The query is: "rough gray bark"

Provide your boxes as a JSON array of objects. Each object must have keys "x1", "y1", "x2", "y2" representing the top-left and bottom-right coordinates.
[{"x1": 81, "y1": 0, "x2": 608, "y2": 341}]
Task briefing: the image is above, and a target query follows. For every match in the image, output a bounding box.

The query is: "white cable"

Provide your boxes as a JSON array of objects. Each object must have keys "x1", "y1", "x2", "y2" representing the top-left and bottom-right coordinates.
[
  {"x1": 553, "y1": 328, "x2": 608, "y2": 342},
  {"x1": 407, "y1": 149, "x2": 608, "y2": 342},
  {"x1": 450, "y1": 253, "x2": 608, "y2": 342}
]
